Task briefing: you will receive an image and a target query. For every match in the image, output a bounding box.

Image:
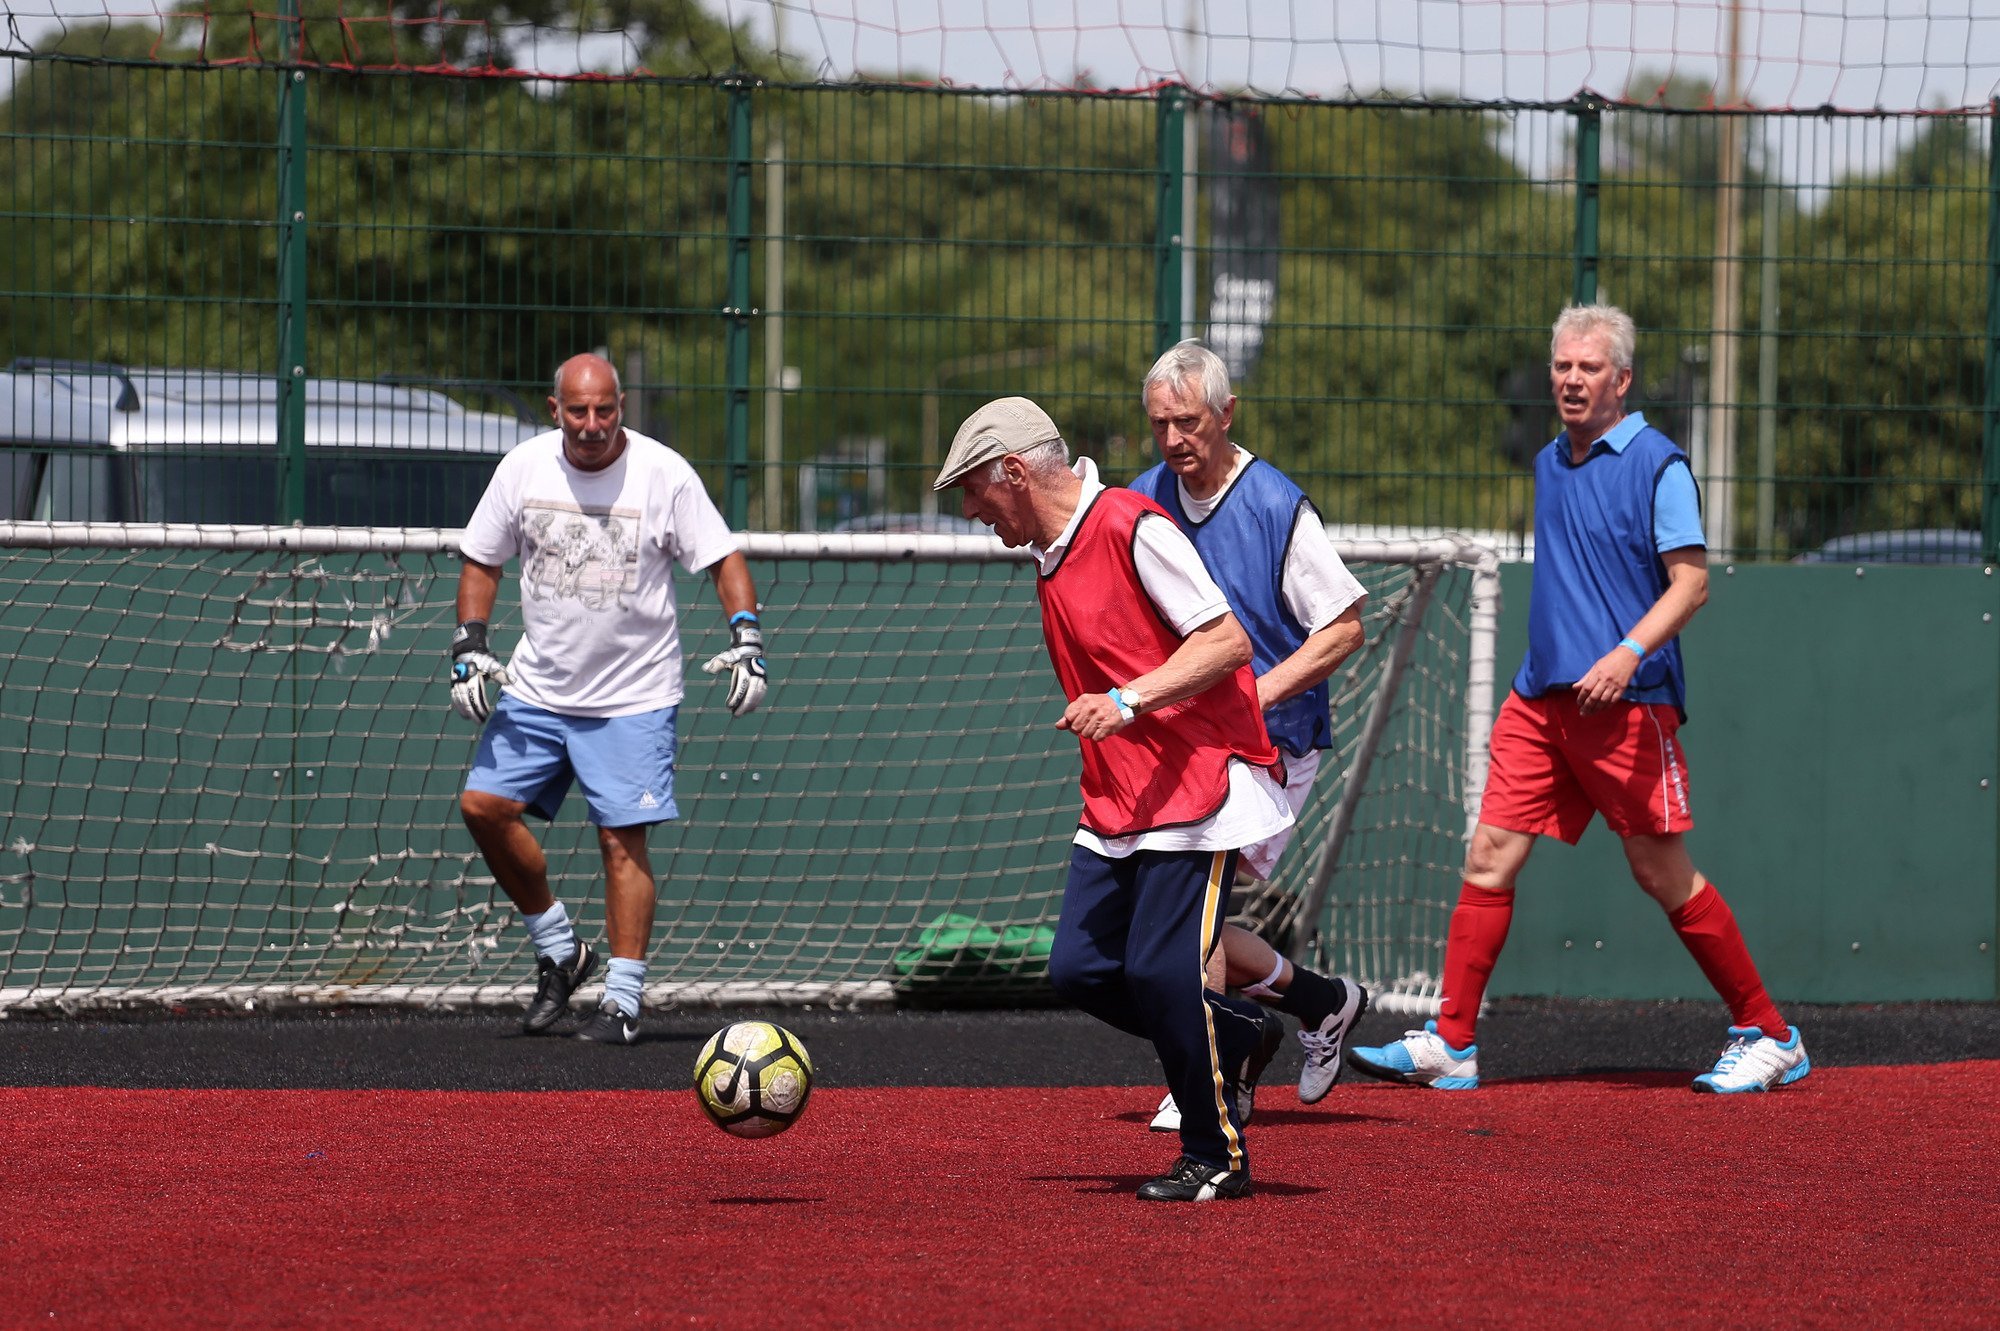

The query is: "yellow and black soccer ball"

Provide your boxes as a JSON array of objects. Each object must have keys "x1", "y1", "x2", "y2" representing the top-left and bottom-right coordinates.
[{"x1": 693, "y1": 1021, "x2": 814, "y2": 1138}]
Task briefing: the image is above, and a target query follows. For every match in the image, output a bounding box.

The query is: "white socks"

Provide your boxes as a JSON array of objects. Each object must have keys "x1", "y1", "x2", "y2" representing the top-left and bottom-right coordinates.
[{"x1": 523, "y1": 901, "x2": 578, "y2": 962}]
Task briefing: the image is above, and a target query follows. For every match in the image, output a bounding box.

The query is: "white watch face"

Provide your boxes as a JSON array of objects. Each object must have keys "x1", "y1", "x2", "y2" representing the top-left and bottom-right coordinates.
[{"x1": 1117, "y1": 688, "x2": 1140, "y2": 710}]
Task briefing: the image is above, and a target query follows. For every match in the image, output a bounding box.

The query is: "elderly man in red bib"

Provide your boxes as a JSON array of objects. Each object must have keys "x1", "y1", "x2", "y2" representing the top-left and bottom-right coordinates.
[{"x1": 934, "y1": 395, "x2": 1294, "y2": 1202}]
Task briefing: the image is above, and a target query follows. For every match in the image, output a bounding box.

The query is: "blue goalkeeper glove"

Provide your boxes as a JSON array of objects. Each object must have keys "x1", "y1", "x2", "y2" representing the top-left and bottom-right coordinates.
[
  {"x1": 701, "y1": 611, "x2": 768, "y2": 718},
  {"x1": 449, "y1": 619, "x2": 509, "y2": 723}
]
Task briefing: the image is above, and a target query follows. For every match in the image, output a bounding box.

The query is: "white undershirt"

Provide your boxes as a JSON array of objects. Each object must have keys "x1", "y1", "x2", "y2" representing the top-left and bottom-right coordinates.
[
  {"x1": 1174, "y1": 446, "x2": 1368, "y2": 633},
  {"x1": 1033, "y1": 458, "x2": 1295, "y2": 860}
]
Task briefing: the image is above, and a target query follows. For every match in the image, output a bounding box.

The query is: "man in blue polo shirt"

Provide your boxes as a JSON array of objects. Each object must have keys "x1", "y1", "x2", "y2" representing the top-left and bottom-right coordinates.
[{"x1": 1348, "y1": 303, "x2": 1809, "y2": 1094}]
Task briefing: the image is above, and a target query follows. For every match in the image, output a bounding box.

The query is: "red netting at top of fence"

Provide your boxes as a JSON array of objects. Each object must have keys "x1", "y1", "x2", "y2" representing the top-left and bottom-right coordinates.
[{"x1": 3, "y1": 1, "x2": 1999, "y2": 111}]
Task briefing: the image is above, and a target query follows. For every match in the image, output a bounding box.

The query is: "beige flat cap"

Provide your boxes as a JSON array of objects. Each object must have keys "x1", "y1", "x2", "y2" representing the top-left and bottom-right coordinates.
[{"x1": 932, "y1": 396, "x2": 1063, "y2": 490}]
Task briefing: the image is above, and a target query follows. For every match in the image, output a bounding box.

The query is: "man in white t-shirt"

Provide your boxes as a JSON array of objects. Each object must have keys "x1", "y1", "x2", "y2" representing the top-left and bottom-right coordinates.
[
  {"x1": 935, "y1": 394, "x2": 1293, "y2": 1202},
  {"x1": 449, "y1": 353, "x2": 768, "y2": 1044},
  {"x1": 1131, "y1": 340, "x2": 1372, "y2": 1132}
]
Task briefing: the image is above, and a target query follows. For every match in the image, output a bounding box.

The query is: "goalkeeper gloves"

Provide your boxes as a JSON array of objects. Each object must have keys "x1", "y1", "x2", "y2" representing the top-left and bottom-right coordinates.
[
  {"x1": 448, "y1": 619, "x2": 509, "y2": 723},
  {"x1": 701, "y1": 611, "x2": 768, "y2": 718}
]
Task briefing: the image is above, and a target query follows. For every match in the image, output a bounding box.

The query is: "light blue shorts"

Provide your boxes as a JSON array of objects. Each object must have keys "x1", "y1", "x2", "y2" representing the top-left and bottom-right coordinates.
[{"x1": 466, "y1": 695, "x2": 680, "y2": 828}]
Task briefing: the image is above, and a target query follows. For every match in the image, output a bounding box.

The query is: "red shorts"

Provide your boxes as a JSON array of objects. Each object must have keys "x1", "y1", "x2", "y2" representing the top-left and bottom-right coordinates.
[{"x1": 1478, "y1": 691, "x2": 1694, "y2": 844}]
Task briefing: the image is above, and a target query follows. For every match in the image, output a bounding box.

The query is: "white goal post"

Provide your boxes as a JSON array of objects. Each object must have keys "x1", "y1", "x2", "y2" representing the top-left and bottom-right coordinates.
[{"x1": 0, "y1": 523, "x2": 1497, "y2": 1015}]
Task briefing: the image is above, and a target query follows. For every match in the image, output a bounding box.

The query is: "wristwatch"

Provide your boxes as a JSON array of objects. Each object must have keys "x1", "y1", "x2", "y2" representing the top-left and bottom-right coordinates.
[{"x1": 1111, "y1": 686, "x2": 1142, "y2": 722}]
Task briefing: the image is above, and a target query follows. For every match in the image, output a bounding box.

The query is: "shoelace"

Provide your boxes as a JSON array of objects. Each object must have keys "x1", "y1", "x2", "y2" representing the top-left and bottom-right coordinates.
[
  {"x1": 1297, "y1": 1029, "x2": 1337, "y2": 1062},
  {"x1": 1710, "y1": 1037, "x2": 1754, "y2": 1073}
]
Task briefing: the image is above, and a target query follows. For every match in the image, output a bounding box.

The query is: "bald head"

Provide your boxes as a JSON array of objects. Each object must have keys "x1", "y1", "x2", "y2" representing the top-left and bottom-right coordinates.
[
  {"x1": 552, "y1": 353, "x2": 621, "y2": 400},
  {"x1": 548, "y1": 353, "x2": 627, "y2": 471}
]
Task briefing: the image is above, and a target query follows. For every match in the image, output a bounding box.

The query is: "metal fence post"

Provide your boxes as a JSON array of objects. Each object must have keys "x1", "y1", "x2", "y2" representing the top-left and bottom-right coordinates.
[
  {"x1": 1155, "y1": 85, "x2": 1188, "y2": 357},
  {"x1": 275, "y1": 1, "x2": 309, "y2": 524},
  {"x1": 1985, "y1": 99, "x2": 2000, "y2": 562},
  {"x1": 1572, "y1": 94, "x2": 1602, "y2": 307},
  {"x1": 724, "y1": 77, "x2": 756, "y2": 529}
]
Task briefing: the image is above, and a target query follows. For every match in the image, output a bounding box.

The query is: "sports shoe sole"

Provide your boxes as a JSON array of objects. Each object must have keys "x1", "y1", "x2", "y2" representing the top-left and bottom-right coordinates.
[
  {"x1": 1344, "y1": 1047, "x2": 1479, "y2": 1091},
  {"x1": 1136, "y1": 1169, "x2": 1252, "y2": 1202},
  {"x1": 1691, "y1": 1050, "x2": 1812, "y2": 1093},
  {"x1": 575, "y1": 1007, "x2": 640, "y2": 1045}
]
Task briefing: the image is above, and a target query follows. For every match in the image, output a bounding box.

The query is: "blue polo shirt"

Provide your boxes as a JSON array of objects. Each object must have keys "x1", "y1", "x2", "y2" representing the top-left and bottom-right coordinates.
[{"x1": 1513, "y1": 411, "x2": 1702, "y2": 716}]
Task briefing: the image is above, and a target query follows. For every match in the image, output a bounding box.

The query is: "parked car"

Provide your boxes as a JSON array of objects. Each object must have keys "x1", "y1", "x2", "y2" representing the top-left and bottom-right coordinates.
[
  {"x1": 1793, "y1": 529, "x2": 1989, "y2": 565},
  {"x1": 0, "y1": 359, "x2": 541, "y2": 527}
]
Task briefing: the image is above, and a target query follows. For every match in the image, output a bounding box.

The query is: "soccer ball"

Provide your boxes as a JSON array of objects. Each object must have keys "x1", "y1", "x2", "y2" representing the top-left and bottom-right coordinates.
[{"x1": 693, "y1": 1021, "x2": 814, "y2": 1138}]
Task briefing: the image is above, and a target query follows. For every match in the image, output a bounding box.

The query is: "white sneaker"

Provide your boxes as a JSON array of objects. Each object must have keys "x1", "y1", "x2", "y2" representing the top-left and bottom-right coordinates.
[
  {"x1": 1692, "y1": 1025, "x2": 1811, "y2": 1093},
  {"x1": 1148, "y1": 1091, "x2": 1181, "y2": 1132},
  {"x1": 1344, "y1": 1019, "x2": 1479, "y2": 1090},
  {"x1": 1297, "y1": 980, "x2": 1370, "y2": 1104}
]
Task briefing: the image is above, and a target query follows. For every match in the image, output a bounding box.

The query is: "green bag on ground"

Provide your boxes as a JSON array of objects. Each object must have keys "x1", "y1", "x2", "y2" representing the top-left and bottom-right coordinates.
[{"x1": 891, "y1": 912, "x2": 1054, "y2": 983}]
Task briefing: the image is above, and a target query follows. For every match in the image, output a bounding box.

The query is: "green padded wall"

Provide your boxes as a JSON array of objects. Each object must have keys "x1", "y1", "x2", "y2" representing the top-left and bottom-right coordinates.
[{"x1": 1489, "y1": 562, "x2": 1999, "y2": 1003}]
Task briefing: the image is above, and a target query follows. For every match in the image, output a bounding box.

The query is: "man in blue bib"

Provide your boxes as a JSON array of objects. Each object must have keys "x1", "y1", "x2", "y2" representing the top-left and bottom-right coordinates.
[
  {"x1": 1348, "y1": 304, "x2": 1808, "y2": 1095},
  {"x1": 1130, "y1": 340, "x2": 1373, "y2": 1132}
]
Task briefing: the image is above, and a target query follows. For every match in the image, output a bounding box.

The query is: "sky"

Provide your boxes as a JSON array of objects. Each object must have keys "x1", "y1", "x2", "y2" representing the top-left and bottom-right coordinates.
[
  {"x1": 2, "y1": 0, "x2": 1993, "y2": 190},
  {"x1": 741, "y1": 0, "x2": 2000, "y2": 112},
  {"x1": 4, "y1": 0, "x2": 1998, "y2": 112}
]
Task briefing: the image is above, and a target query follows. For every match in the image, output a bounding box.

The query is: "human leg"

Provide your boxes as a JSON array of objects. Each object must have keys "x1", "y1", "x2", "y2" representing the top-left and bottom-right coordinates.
[
  {"x1": 1344, "y1": 824, "x2": 1535, "y2": 1089},
  {"x1": 461, "y1": 788, "x2": 556, "y2": 916},
  {"x1": 462, "y1": 702, "x2": 598, "y2": 1033},
  {"x1": 580, "y1": 823, "x2": 656, "y2": 1034},
  {"x1": 1213, "y1": 925, "x2": 1369, "y2": 1103},
  {"x1": 1618, "y1": 831, "x2": 1804, "y2": 1089},
  {"x1": 1119, "y1": 848, "x2": 1272, "y2": 1180},
  {"x1": 1048, "y1": 846, "x2": 1148, "y2": 1038},
  {"x1": 566, "y1": 706, "x2": 680, "y2": 1038},
  {"x1": 1435, "y1": 820, "x2": 1538, "y2": 1042}
]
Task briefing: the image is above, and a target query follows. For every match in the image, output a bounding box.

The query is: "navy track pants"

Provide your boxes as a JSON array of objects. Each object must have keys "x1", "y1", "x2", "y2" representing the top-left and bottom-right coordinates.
[{"x1": 1048, "y1": 843, "x2": 1271, "y2": 1173}]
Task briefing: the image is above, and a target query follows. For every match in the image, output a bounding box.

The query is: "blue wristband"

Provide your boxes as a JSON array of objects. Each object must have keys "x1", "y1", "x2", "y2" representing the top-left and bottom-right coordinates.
[{"x1": 1618, "y1": 637, "x2": 1645, "y2": 659}]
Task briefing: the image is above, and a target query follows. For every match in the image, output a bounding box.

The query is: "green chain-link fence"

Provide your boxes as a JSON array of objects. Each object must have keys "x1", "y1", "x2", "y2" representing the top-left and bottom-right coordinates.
[{"x1": 4, "y1": 57, "x2": 1996, "y2": 559}]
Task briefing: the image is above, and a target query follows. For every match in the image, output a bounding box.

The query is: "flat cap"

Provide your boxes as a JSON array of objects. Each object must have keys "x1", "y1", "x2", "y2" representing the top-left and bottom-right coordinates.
[{"x1": 932, "y1": 396, "x2": 1062, "y2": 491}]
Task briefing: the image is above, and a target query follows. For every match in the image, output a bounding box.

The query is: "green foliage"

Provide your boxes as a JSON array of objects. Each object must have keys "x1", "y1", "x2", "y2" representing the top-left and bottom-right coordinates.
[{"x1": 0, "y1": 51, "x2": 1990, "y2": 545}]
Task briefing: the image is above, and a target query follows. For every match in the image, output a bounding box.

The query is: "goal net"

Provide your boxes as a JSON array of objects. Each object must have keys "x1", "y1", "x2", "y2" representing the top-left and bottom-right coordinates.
[{"x1": 0, "y1": 523, "x2": 1497, "y2": 1015}]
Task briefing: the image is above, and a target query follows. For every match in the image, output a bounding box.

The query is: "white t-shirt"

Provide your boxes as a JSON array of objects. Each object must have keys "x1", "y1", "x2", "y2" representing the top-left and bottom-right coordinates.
[
  {"x1": 459, "y1": 430, "x2": 738, "y2": 718},
  {"x1": 1174, "y1": 446, "x2": 1368, "y2": 633},
  {"x1": 1034, "y1": 458, "x2": 1296, "y2": 860}
]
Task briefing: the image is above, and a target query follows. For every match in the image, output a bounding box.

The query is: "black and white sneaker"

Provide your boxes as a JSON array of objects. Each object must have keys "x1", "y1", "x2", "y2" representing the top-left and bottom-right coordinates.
[
  {"x1": 522, "y1": 940, "x2": 598, "y2": 1035},
  {"x1": 575, "y1": 1003, "x2": 640, "y2": 1045},
  {"x1": 1222, "y1": 1010, "x2": 1286, "y2": 1124},
  {"x1": 1136, "y1": 1156, "x2": 1252, "y2": 1202}
]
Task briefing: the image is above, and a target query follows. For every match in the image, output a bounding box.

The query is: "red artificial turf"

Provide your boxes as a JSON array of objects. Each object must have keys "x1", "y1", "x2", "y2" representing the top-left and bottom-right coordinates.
[{"x1": 6, "y1": 1066, "x2": 1996, "y2": 1329}]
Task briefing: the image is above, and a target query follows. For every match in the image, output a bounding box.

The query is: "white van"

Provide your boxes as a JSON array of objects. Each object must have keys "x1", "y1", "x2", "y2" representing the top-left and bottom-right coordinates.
[{"x1": 1, "y1": 360, "x2": 541, "y2": 526}]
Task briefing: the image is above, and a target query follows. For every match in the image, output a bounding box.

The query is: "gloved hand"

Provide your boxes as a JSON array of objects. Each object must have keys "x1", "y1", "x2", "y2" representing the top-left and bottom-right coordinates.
[
  {"x1": 701, "y1": 611, "x2": 768, "y2": 718},
  {"x1": 449, "y1": 619, "x2": 509, "y2": 723}
]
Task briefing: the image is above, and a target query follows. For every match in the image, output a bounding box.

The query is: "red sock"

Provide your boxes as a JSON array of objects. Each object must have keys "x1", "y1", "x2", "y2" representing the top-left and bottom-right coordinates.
[
  {"x1": 1667, "y1": 882, "x2": 1789, "y2": 1037},
  {"x1": 1435, "y1": 882, "x2": 1514, "y2": 1048}
]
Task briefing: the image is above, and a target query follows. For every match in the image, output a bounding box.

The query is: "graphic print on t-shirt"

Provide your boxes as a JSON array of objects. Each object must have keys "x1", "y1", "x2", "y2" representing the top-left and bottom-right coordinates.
[{"x1": 521, "y1": 500, "x2": 639, "y2": 612}]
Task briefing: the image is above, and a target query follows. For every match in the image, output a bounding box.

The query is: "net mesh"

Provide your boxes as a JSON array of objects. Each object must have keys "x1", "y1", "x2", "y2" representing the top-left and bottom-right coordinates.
[
  {"x1": 2, "y1": 1, "x2": 1997, "y2": 111},
  {"x1": 0, "y1": 525, "x2": 1496, "y2": 1013}
]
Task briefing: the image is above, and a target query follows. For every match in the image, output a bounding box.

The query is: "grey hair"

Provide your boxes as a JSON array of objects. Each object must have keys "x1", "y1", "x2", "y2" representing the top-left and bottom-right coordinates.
[
  {"x1": 1550, "y1": 304, "x2": 1637, "y2": 373},
  {"x1": 551, "y1": 358, "x2": 622, "y2": 399},
  {"x1": 980, "y1": 435, "x2": 1071, "y2": 484},
  {"x1": 1141, "y1": 338, "x2": 1233, "y2": 414}
]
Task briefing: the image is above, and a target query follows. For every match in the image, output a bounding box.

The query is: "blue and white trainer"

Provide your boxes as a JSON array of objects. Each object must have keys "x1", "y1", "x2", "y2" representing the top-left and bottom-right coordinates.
[
  {"x1": 1344, "y1": 1019, "x2": 1479, "y2": 1090},
  {"x1": 1692, "y1": 1025, "x2": 1810, "y2": 1093}
]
